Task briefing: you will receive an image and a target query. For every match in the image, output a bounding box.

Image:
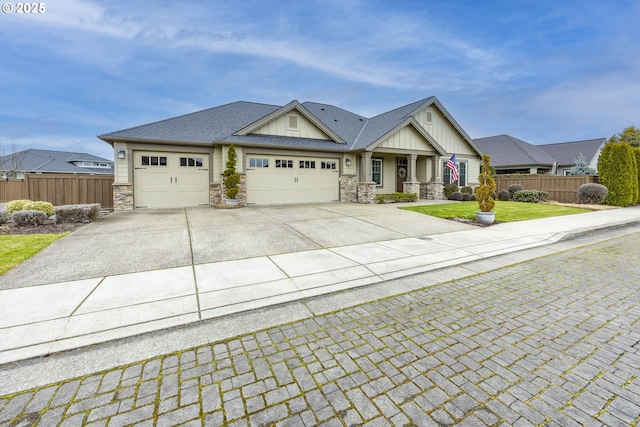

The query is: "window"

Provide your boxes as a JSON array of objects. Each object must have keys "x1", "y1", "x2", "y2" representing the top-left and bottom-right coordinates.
[
  {"x1": 425, "y1": 111, "x2": 433, "y2": 123},
  {"x1": 287, "y1": 114, "x2": 299, "y2": 130},
  {"x1": 142, "y1": 156, "x2": 167, "y2": 166},
  {"x1": 443, "y1": 160, "x2": 466, "y2": 186},
  {"x1": 299, "y1": 160, "x2": 316, "y2": 169},
  {"x1": 275, "y1": 159, "x2": 293, "y2": 168},
  {"x1": 321, "y1": 161, "x2": 336, "y2": 170},
  {"x1": 249, "y1": 158, "x2": 269, "y2": 168},
  {"x1": 372, "y1": 158, "x2": 383, "y2": 186},
  {"x1": 180, "y1": 157, "x2": 203, "y2": 167}
]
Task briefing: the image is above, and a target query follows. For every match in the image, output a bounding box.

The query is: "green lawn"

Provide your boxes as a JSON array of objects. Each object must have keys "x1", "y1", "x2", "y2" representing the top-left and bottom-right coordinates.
[
  {"x1": 0, "y1": 233, "x2": 67, "y2": 275},
  {"x1": 402, "y1": 201, "x2": 591, "y2": 222}
]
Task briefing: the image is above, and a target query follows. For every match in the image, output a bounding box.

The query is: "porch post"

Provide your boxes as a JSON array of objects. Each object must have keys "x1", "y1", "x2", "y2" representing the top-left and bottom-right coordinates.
[
  {"x1": 360, "y1": 151, "x2": 372, "y2": 182},
  {"x1": 408, "y1": 154, "x2": 417, "y2": 182}
]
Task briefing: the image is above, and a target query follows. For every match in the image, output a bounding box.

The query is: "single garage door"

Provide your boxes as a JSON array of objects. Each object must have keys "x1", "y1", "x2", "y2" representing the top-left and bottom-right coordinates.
[
  {"x1": 246, "y1": 155, "x2": 339, "y2": 204},
  {"x1": 134, "y1": 152, "x2": 209, "y2": 208}
]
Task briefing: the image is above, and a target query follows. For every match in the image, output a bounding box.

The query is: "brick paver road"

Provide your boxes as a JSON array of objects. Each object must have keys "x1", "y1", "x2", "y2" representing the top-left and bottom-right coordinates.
[{"x1": 2, "y1": 231, "x2": 640, "y2": 426}]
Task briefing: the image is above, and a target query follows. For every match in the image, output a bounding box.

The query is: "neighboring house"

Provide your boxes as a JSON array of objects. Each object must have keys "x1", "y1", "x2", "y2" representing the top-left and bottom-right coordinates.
[
  {"x1": 537, "y1": 138, "x2": 606, "y2": 176},
  {"x1": 99, "y1": 97, "x2": 482, "y2": 210},
  {"x1": 0, "y1": 149, "x2": 114, "y2": 179},
  {"x1": 474, "y1": 135, "x2": 606, "y2": 175}
]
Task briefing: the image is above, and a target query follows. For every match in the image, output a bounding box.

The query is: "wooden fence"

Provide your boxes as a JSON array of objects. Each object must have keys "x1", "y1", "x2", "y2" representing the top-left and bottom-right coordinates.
[
  {"x1": 0, "y1": 174, "x2": 114, "y2": 208},
  {"x1": 494, "y1": 175, "x2": 598, "y2": 204}
]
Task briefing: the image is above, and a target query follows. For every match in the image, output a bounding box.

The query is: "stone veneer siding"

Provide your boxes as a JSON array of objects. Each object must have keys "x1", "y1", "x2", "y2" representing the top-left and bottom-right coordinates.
[
  {"x1": 425, "y1": 181, "x2": 444, "y2": 200},
  {"x1": 215, "y1": 173, "x2": 247, "y2": 207},
  {"x1": 357, "y1": 182, "x2": 377, "y2": 204},
  {"x1": 113, "y1": 183, "x2": 133, "y2": 211},
  {"x1": 340, "y1": 175, "x2": 358, "y2": 203}
]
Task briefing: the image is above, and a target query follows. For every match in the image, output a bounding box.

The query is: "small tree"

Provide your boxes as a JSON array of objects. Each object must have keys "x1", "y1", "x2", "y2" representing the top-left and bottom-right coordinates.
[
  {"x1": 608, "y1": 126, "x2": 640, "y2": 147},
  {"x1": 0, "y1": 143, "x2": 27, "y2": 179},
  {"x1": 598, "y1": 142, "x2": 638, "y2": 206},
  {"x1": 568, "y1": 153, "x2": 596, "y2": 176},
  {"x1": 223, "y1": 144, "x2": 240, "y2": 200},
  {"x1": 476, "y1": 154, "x2": 496, "y2": 212}
]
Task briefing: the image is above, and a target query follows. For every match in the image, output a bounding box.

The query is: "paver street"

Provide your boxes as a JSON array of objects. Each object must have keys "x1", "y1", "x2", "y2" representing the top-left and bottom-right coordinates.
[{"x1": 2, "y1": 231, "x2": 640, "y2": 426}]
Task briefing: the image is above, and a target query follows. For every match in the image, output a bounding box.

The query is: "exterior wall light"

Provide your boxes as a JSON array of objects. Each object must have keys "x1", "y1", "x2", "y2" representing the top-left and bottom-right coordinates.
[
  {"x1": 345, "y1": 158, "x2": 352, "y2": 166},
  {"x1": 118, "y1": 150, "x2": 126, "y2": 159}
]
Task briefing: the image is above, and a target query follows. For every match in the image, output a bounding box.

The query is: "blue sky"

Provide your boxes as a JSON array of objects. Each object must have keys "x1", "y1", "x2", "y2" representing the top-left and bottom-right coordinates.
[{"x1": 1, "y1": 0, "x2": 639, "y2": 160}]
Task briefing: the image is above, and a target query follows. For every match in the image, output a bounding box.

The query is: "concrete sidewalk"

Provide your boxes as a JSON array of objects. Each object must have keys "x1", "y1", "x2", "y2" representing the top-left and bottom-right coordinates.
[{"x1": 2, "y1": 205, "x2": 640, "y2": 366}]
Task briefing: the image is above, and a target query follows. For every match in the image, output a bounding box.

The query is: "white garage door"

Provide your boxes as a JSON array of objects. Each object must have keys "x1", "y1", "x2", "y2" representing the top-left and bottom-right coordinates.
[
  {"x1": 246, "y1": 155, "x2": 339, "y2": 204},
  {"x1": 134, "y1": 152, "x2": 209, "y2": 208}
]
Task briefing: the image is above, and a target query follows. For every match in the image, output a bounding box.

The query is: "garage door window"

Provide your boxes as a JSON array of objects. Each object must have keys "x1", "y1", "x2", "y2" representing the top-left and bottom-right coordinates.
[
  {"x1": 249, "y1": 158, "x2": 269, "y2": 168},
  {"x1": 275, "y1": 160, "x2": 293, "y2": 168},
  {"x1": 180, "y1": 157, "x2": 203, "y2": 167},
  {"x1": 142, "y1": 156, "x2": 167, "y2": 166},
  {"x1": 321, "y1": 161, "x2": 336, "y2": 170},
  {"x1": 299, "y1": 160, "x2": 316, "y2": 169}
]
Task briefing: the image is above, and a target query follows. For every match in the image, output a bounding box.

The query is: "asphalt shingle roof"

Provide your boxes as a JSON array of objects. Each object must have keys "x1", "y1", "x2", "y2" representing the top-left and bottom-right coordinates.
[
  {"x1": 537, "y1": 138, "x2": 606, "y2": 166},
  {"x1": 474, "y1": 134, "x2": 556, "y2": 167},
  {"x1": 0, "y1": 149, "x2": 113, "y2": 174}
]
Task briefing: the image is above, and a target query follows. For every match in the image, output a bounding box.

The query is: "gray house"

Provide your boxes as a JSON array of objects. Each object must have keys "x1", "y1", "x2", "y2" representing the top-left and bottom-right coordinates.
[
  {"x1": 474, "y1": 135, "x2": 606, "y2": 175},
  {"x1": 0, "y1": 149, "x2": 114, "y2": 179},
  {"x1": 100, "y1": 97, "x2": 483, "y2": 210}
]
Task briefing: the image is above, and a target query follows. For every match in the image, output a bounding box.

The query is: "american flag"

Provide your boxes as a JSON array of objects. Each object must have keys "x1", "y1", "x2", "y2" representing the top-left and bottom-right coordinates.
[{"x1": 445, "y1": 154, "x2": 458, "y2": 183}]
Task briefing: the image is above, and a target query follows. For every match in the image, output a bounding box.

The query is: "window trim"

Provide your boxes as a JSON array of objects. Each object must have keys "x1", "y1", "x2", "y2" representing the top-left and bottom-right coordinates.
[
  {"x1": 287, "y1": 114, "x2": 299, "y2": 131},
  {"x1": 443, "y1": 160, "x2": 467, "y2": 186},
  {"x1": 371, "y1": 158, "x2": 383, "y2": 187}
]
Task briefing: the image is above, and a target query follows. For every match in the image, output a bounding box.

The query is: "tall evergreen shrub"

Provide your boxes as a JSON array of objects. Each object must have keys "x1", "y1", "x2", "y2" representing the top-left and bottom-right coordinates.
[
  {"x1": 223, "y1": 144, "x2": 240, "y2": 199},
  {"x1": 597, "y1": 142, "x2": 637, "y2": 206}
]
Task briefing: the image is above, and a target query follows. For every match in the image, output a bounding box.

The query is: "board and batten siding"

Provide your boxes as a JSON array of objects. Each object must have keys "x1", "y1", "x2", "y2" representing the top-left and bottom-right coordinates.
[
  {"x1": 415, "y1": 107, "x2": 476, "y2": 156},
  {"x1": 114, "y1": 142, "x2": 129, "y2": 183},
  {"x1": 377, "y1": 126, "x2": 438, "y2": 153},
  {"x1": 253, "y1": 110, "x2": 330, "y2": 140}
]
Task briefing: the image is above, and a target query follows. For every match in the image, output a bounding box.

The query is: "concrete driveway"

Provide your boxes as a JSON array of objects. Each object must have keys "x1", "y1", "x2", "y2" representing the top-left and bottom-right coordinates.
[{"x1": 0, "y1": 201, "x2": 473, "y2": 289}]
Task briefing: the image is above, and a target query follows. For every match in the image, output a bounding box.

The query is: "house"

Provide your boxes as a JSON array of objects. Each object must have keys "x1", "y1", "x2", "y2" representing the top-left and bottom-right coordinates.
[
  {"x1": 0, "y1": 149, "x2": 114, "y2": 179},
  {"x1": 537, "y1": 138, "x2": 606, "y2": 176},
  {"x1": 474, "y1": 135, "x2": 606, "y2": 175},
  {"x1": 99, "y1": 97, "x2": 482, "y2": 210}
]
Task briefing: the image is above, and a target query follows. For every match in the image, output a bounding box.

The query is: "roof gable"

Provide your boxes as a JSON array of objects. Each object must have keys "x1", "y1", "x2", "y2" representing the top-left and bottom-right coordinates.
[{"x1": 235, "y1": 100, "x2": 347, "y2": 144}]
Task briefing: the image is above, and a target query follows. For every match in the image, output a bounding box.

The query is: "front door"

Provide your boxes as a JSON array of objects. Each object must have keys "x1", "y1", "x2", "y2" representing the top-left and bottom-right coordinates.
[{"x1": 396, "y1": 158, "x2": 408, "y2": 192}]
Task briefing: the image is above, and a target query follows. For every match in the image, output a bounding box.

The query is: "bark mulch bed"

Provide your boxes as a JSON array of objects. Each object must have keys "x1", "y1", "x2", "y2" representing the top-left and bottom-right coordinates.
[{"x1": 0, "y1": 220, "x2": 88, "y2": 235}]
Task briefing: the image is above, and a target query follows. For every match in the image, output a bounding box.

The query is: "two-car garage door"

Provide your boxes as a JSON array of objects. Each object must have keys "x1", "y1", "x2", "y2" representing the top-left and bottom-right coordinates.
[
  {"x1": 246, "y1": 155, "x2": 339, "y2": 205},
  {"x1": 134, "y1": 152, "x2": 210, "y2": 208}
]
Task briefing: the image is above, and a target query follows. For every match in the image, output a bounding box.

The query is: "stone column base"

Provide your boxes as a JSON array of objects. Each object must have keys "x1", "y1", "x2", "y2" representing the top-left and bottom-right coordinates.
[
  {"x1": 402, "y1": 181, "x2": 420, "y2": 196},
  {"x1": 340, "y1": 175, "x2": 357, "y2": 202},
  {"x1": 113, "y1": 183, "x2": 133, "y2": 211},
  {"x1": 425, "y1": 181, "x2": 444, "y2": 200},
  {"x1": 357, "y1": 182, "x2": 377, "y2": 204}
]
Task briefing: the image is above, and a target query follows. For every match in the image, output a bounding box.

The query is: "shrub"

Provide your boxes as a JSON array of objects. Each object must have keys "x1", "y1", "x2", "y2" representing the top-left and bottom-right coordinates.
[
  {"x1": 443, "y1": 183, "x2": 458, "y2": 199},
  {"x1": 497, "y1": 190, "x2": 511, "y2": 201},
  {"x1": 223, "y1": 144, "x2": 240, "y2": 200},
  {"x1": 5, "y1": 199, "x2": 54, "y2": 216},
  {"x1": 12, "y1": 210, "x2": 48, "y2": 226},
  {"x1": 577, "y1": 183, "x2": 608, "y2": 205},
  {"x1": 469, "y1": 194, "x2": 476, "y2": 201},
  {"x1": 476, "y1": 155, "x2": 496, "y2": 212},
  {"x1": 0, "y1": 209, "x2": 7, "y2": 224},
  {"x1": 460, "y1": 186, "x2": 473, "y2": 195},
  {"x1": 513, "y1": 190, "x2": 550, "y2": 203},
  {"x1": 55, "y1": 204, "x2": 101, "y2": 223},
  {"x1": 5, "y1": 199, "x2": 31, "y2": 215},
  {"x1": 507, "y1": 184, "x2": 524, "y2": 199},
  {"x1": 598, "y1": 142, "x2": 638, "y2": 206},
  {"x1": 461, "y1": 193, "x2": 471, "y2": 201},
  {"x1": 25, "y1": 201, "x2": 54, "y2": 216},
  {"x1": 376, "y1": 192, "x2": 417, "y2": 203},
  {"x1": 449, "y1": 191, "x2": 463, "y2": 201}
]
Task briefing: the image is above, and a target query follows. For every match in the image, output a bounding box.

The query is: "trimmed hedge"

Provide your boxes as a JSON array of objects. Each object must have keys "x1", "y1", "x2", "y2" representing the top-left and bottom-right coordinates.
[
  {"x1": 507, "y1": 184, "x2": 524, "y2": 198},
  {"x1": 443, "y1": 183, "x2": 458, "y2": 200},
  {"x1": 577, "y1": 183, "x2": 608, "y2": 205},
  {"x1": 375, "y1": 192, "x2": 418, "y2": 203},
  {"x1": 0, "y1": 209, "x2": 7, "y2": 225},
  {"x1": 449, "y1": 191, "x2": 463, "y2": 201},
  {"x1": 12, "y1": 210, "x2": 48, "y2": 226},
  {"x1": 598, "y1": 142, "x2": 638, "y2": 206},
  {"x1": 497, "y1": 190, "x2": 511, "y2": 201},
  {"x1": 513, "y1": 190, "x2": 550, "y2": 203},
  {"x1": 55, "y1": 204, "x2": 101, "y2": 223}
]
